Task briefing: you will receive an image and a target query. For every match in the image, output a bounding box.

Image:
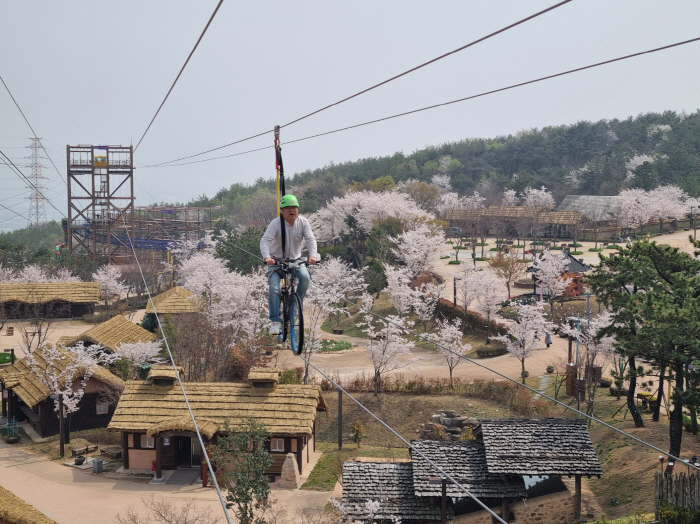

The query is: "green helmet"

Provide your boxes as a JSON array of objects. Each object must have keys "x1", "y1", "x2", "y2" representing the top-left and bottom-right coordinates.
[{"x1": 280, "y1": 194, "x2": 299, "y2": 208}]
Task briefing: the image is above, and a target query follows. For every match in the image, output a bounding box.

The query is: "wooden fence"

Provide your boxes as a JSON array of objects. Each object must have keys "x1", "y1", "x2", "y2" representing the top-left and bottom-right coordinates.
[{"x1": 655, "y1": 471, "x2": 700, "y2": 517}]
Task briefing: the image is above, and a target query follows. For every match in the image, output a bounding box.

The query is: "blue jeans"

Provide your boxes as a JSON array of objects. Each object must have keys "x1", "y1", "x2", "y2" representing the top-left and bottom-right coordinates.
[{"x1": 268, "y1": 262, "x2": 310, "y2": 323}]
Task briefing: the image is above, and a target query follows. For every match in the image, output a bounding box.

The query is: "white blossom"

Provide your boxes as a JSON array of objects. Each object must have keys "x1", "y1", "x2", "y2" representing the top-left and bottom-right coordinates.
[
  {"x1": 391, "y1": 224, "x2": 445, "y2": 279},
  {"x1": 429, "y1": 318, "x2": 471, "y2": 383},
  {"x1": 502, "y1": 189, "x2": 519, "y2": 207},
  {"x1": 92, "y1": 265, "x2": 127, "y2": 304},
  {"x1": 522, "y1": 186, "x2": 555, "y2": 209},
  {"x1": 532, "y1": 250, "x2": 571, "y2": 300},
  {"x1": 115, "y1": 341, "x2": 165, "y2": 368},
  {"x1": 49, "y1": 267, "x2": 82, "y2": 283}
]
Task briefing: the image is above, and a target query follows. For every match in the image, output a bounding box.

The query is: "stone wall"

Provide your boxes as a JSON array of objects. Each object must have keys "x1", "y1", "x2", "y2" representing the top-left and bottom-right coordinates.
[
  {"x1": 419, "y1": 410, "x2": 479, "y2": 441},
  {"x1": 453, "y1": 491, "x2": 573, "y2": 524}
]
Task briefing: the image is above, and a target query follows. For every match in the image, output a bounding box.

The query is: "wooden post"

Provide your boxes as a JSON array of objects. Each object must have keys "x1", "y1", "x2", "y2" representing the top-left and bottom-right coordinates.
[
  {"x1": 201, "y1": 460, "x2": 208, "y2": 488},
  {"x1": 296, "y1": 437, "x2": 303, "y2": 474},
  {"x1": 338, "y1": 389, "x2": 343, "y2": 450},
  {"x1": 441, "y1": 478, "x2": 447, "y2": 524},
  {"x1": 1, "y1": 382, "x2": 6, "y2": 418},
  {"x1": 574, "y1": 475, "x2": 582, "y2": 522},
  {"x1": 59, "y1": 394, "x2": 65, "y2": 459},
  {"x1": 155, "y1": 436, "x2": 163, "y2": 480},
  {"x1": 121, "y1": 432, "x2": 129, "y2": 470},
  {"x1": 313, "y1": 420, "x2": 316, "y2": 452},
  {"x1": 501, "y1": 498, "x2": 512, "y2": 523},
  {"x1": 10, "y1": 348, "x2": 15, "y2": 365}
]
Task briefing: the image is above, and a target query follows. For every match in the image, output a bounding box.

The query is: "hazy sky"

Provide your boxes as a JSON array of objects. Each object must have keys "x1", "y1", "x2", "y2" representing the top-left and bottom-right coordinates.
[{"x1": 2, "y1": 1, "x2": 699, "y2": 231}]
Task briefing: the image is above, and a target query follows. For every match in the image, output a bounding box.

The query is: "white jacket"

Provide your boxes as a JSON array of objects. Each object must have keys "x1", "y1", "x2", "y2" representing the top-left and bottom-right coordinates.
[{"x1": 260, "y1": 215, "x2": 319, "y2": 261}]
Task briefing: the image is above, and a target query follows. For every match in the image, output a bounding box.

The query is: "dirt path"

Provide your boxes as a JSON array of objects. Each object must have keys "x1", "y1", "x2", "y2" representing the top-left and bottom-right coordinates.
[{"x1": 0, "y1": 440, "x2": 329, "y2": 524}]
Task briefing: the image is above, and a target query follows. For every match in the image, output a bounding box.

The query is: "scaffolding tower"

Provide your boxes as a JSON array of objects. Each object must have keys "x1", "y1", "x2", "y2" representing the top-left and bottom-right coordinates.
[{"x1": 66, "y1": 145, "x2": 135, "y2": 263}]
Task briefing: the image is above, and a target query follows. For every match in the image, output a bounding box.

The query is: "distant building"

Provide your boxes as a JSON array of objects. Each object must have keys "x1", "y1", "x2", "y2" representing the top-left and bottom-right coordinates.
[
  {"x1": 0, "y1": 282, "x2": 100, "y2": 318},
  {"x1": 64, "y1": 314, "x2": 157, "y2": 352},
  {"x1": 448, "y1": 207, "x2": 584, "y2": 240},
  {"x1": 0, "y1": 345, "x2": 124, "y2": 438},
  {"x1": 145, "y1": 285, "x2": 200, "y2": 318},
  {"x1": 557, "y1": 195, "x2": 618, "y2": 225}
]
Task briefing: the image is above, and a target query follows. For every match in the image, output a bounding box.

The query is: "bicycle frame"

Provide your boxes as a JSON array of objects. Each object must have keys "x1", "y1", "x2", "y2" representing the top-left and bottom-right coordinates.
[{"x1": 271, "y1": 257, "x2": 307, "y2": 355}]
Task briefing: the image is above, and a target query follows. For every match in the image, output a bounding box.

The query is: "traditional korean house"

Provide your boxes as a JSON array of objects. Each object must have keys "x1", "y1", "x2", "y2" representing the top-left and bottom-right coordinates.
[
  {"x1": 64, "y1": 314, "x2": 157, "y2": 352},
  {"x1": 107, "y1": 366, "x2": 325, "y2": 483},
  {"x1": 0, "y1": 282, "x2": 100, "y2": 318},
  {"x1": 0, "y1": 485, "x2": 58, "y2": 524},
  {"x1": 0, "y1": 345, "x2": 125, "y2": 438}
]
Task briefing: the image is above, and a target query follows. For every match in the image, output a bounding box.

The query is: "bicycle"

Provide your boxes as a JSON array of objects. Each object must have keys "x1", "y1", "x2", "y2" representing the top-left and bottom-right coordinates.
[{"x1": 271, "y1": 256, "x2": 308, "y2": 355}]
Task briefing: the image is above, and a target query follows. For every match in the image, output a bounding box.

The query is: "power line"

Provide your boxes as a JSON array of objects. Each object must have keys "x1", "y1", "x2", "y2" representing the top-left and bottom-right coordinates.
[
  {"x1": 149, "y1": 0, "x2": 573, "y2": 167},
  {"x1": 134, "y1": 0, "x2": 225, "y2": 152},
  {"x1": 0, "y1": 199, "x2": 31, "y2": 223},
  {"x1": 0, "y1": 149, "x2": 66, "y2": 218},
  {"x1": 119, "y1": 215, "x2": 233, "y2": 524},
  {"x1": 0, "y1": 74, "x2": 68, "y2": 186},
  {"x1": 221, "y1": 240, "x2": 700, "y2": 472},
  {"x1": 143, "y1": 35, "x2": 700, "y2": 169}
]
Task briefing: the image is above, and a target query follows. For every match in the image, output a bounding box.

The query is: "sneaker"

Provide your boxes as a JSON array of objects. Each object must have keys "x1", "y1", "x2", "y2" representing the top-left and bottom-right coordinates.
[{"x1": 269, "y1": 322, "x2": 282, "y2": 335}]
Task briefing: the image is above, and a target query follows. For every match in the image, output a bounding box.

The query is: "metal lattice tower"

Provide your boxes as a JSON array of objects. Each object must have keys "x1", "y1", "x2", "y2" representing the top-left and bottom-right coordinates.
[{"x1": 27, "y1": 138, "x2": 47, "y2": 227}]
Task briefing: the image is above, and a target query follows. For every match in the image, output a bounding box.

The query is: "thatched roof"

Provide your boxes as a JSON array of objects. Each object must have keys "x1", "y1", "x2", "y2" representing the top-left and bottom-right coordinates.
[
  {"x1": 0, "y1": 282, "x2": 100, "y2": 304},
  {"x1": 146, "y1": 286, "x2": 200, "y2": 314},
  {"x1": 67, "y1": 315, "x2": 157, "y2": 352},
  {"x1": 148, "y1": 364, "x2": 183, "y2": 381},
  {"x1": 247, "y1": 367, "x2": 280, "y2": 385},
  {"x1": 0, "y1": 346, "x2": 124, "y2": 408},
  {"x1": 0, "y1": 485, "x2": 58, "y2": 524},
  {"x1": 558, "y1": 195, "x2": 618, "y2": 222},
  {"x1": 108, "y1": 374, "x2": 326, "y2": 438},
  {"x1": 448, "y1": 206, "x2": 583, "y2": 226}
]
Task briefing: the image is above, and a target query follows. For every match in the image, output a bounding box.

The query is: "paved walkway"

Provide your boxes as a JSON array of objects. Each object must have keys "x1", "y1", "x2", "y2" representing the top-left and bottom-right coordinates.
[
  {"x1": 532, "y1": 374, "x2": 551, "y2": 401},
  {"x1": 0, "y1": 440, "x2": 330, "y2": 523}
]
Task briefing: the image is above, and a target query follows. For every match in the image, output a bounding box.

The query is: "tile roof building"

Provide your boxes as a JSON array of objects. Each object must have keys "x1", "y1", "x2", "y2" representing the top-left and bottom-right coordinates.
[
  {"x1": 410, "y1": 440, "x2": 526, "y2": 499},
  {"x1": 479, "y1": 418, "x2": 603, "y2": 477},
  {"x1": 342, "y1": 461, "x2": 449, "y2": 522}
]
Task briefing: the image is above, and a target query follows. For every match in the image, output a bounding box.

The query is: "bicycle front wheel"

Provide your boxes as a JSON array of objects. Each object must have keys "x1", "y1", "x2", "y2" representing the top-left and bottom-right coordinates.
[{"x1": 289, "y1": 293, "x2": 304, "y2": 356}]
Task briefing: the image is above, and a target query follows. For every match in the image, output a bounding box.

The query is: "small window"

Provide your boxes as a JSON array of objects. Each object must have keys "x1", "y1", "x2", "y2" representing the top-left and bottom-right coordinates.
[
  {"x1": 140, "y1": 435, "x2": 155, "y2": 448},
  {"x1": 96, "y1": 402, "x2": 109, "y2": 415},
  {"x1": 270, "y1": 438, "x2": 285, "y2": 452}
]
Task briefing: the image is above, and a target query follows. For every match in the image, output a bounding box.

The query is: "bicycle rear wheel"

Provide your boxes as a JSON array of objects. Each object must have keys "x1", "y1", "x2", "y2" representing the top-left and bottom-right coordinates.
[
  {"x1": 279, "y1": 292, "x2": 288, "y2": 343},
  {"x1": 289, "y1": 294, "x2": 304, "y2": 356}
]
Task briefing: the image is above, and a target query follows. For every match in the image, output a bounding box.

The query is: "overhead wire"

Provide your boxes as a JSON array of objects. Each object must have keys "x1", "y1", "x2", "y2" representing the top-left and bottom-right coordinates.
[
  {"x1": 221, "y1": 240, "x2": 700, "y2": 472},
  {"x1": 0, "y1": 74, "x2": 68, "y2": 187},
  {"x1": 139, "y1": 214, "x2": 506, "y2": 523},
  {"x1": 142, "y1": 35, "x2": 700, "y2": 169},
  {"x1": 149, "y1": 0, "x2": 573, "y2": 167},
  {"x1": 0, "y1": 149, "x2": 66, "y2": 218},
  {"x1": 118, "y1": 215, "x2": 233, "y2": 524},
  {"x1": 134, "y1": 0, "x2": 225, "y2": 152}
]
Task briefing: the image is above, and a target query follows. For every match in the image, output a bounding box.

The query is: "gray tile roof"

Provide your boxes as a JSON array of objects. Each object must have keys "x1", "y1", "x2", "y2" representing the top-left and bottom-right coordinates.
[
  {"x1": 410, "y1": 440, "x2": 526, "y2": 499},
  {"x1": 480, "y1": 418, "x2": 603, "y2": 476},
  {"x1": 342, "y1": 461, "x2": 448, "y2": 521}
]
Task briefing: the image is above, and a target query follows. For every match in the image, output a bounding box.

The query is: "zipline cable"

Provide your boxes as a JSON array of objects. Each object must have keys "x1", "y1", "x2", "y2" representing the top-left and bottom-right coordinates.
[
  {"x1": 0, "y1": 149, "x2": 66, "y2": 218},
  {"x1": 150, "y1": 0, "x2": 573, "y2": 167},
  {"x1": 134, "y1": 0, "x2": 225, "y2": 152},
  {"x1": 119, "y1": 215, "x2": 233, "y2": 524},
  {"x1": 0, "y1": 74, "x2": 68, "y2": 187},
  {"x1": 222, "y1": 240, "x2": 700, "y2": 472},
  {"x1": 142, "y1": 35, "x2": 700, "y2": 169}
]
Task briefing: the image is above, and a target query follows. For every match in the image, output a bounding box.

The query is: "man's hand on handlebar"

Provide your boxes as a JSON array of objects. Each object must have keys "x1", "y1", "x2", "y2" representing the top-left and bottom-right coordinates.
[
  {"x1": 308, "y1": 257, "x2": 317, "y2": 265},
  {"x1": 264, "y1": 257, "x2": 275, "y2": 266}
]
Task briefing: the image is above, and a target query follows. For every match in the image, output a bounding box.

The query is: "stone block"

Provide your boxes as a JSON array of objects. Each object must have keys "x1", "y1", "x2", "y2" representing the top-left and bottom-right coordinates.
[{"x1": 278, "y1": 453, "x2": 300, "y2": 489}]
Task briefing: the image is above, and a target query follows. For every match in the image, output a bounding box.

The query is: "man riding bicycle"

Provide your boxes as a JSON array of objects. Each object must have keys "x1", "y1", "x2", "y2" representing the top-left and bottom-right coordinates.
[{"x1": 260, "y1": 194, "x2": 319, "y2": 335}]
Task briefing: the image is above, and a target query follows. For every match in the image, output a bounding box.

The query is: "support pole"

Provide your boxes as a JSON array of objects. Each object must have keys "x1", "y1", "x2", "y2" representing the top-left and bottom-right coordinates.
[
  {"x1": 574, "y1": 475, "x2": 582, "y2": 523},
  {"x1": 338, "y1": 389, "x2": 343, "y2": 450},
  {"x1": 1, "y1": 383, "x2": 6, "y2": 418},
  {"x1": 441, "y1": 478, "x2": 447, "y2": 524},
  {"x1": 121, "y1": 432, "x2": 129, "y2": 470},
  {"x1": 59, "y1": 394, "x2": 65, "y2": 459},
  {"x1": 453, "y1": 277, "x2": 457, "y2": 308},
  {"x1": 154, "y1": 436, "x2": 163, "y2": 482}
]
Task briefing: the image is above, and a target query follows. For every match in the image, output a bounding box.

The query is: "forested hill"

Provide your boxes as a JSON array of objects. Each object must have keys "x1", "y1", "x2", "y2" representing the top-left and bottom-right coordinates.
[{"x1": 192, "y1": 109, "x2": 700, "y2": 214}]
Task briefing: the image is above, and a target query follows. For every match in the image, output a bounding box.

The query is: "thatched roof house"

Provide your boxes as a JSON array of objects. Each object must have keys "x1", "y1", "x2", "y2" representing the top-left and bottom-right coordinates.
[
  {"x1": 448, "y1": 206, "x2": 584, "y2": 239},
  {"x1": 107, "y1": 367, "x2": 326, "y2": 480},
  {"x1": 145, "y1": 286, "x2": 200, "y2": 314},
  {"x1": 66, "y1": 314, "x2": 157, "y2": 352},
  {"x1": 0, "y1": 345, "x2": 124, "y2": 438},
  {"x1": 0, "y1": 485, "x2": 58, "y2": 524},
  {"x1": 0, "y1": 282, "x2": 100, "y2": 317}
]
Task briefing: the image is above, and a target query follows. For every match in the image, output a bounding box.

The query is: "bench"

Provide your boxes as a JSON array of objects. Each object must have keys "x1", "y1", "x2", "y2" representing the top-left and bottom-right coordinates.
[
  {"x1": 71, "y1": 445, "x2": 98, "y2": 457},
  {"x1": 100, "y1": 447, "x2": 122, "y2": 459}
]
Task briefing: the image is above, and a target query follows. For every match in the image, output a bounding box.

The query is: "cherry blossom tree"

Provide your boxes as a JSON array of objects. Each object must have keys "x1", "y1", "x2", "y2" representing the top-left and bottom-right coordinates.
[
  {"x1": 477, "y1": 269, "x2": 506, "y2": 343},
  {"x1": 502, "y1": 189, "x2": 519, "y2": 207},
  {"x1": 429, "y1": 318, "x2": 471, "y2": 386},
  {"x1": 50, "y1": 267, "x2": 82, "y2": 283},
  {"x1": 412, "y1": 281, "x2": 444, "y2": 332},
  {"x1": 391, "y1": 224, "x2": 445, "y2": 279},
  {"x1": 303, "y1": 257, "x2": 365, "y2": 383},
  {"x1": 455, "y1": 264, "x2": 482, "y2": 327},
  {"x1": 431, "y1": 174, "x2": 452, "y2": 194},
  {"x1": 26, "y1": 342, "x2": 118, "y2": 446},
  {"x1": 15, "y1": 264, "x2": 50, "y2": 283},
  {"x1": 361, "y1": 314, "x2": 419, "y2": 395},
  {"x1": 522, "y1": 186, "x2": 555, "y2": 209},
  {"x1": 114, "y1": 340, "x2": 165, "y2": 380},
  {"x1": 491, "y1": 302, "x2": 554, "y2": 383},
  {"x1": 0, "y1": 263, "x2": 15, "y2": 282},
  {"x1": 384, "y1": 265, "x2": 414, "y2": 315},
  {"x1": 532, "y1": 250, "x2": 572, "y2": 316},
  {"x1": 647, "y1": 185, "x2": 690, "y2": 232},
  {"x1": 92, "y1": 265, "x2": 127, "y2": 310},
  {"x1": 612, "y1": 188, "x2": 653, "y2": 236}
]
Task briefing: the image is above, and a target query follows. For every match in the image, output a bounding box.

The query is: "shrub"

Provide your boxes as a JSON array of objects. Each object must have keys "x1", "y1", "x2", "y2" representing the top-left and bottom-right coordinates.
[
  {"x1": 476, "y1": 346, "x2": 507, "y2": 358},
  {"x1": 588, "y1": 248, "x2": 603, "y2": 252},
  {"x1": 318, "y1": 339, "x2": 353, "y2": 352},
  {"x1": 568, "y1": 242, "x2": 582, "y2": 247},
  {"x1": 448, "y1": 260, "x2": 461, "y2": 265},
  {"x1": 351, "y1": 418, "x2": 366, "y2": 447},
  {"x1": 657, "y1": 501, "x2": 700, "y2": 524},
  {"x1": 607, "y1": 244, "x2": 622, "y2": 250},
  {"x1": 570, "y1": 251, "x2": 584, "y2": 255},
  {"x1": 279, "y1": 367, "x2": 304, "y2": 384},
  {"x1": 550, "y1": 246, "x2": 563, "y2": 250},
  {"x1": 436, "y1": 298, "x2": 507, "y2": 337},
  {"x1": 440, "y1": 255, "x2": 450, "y2": 259}
]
